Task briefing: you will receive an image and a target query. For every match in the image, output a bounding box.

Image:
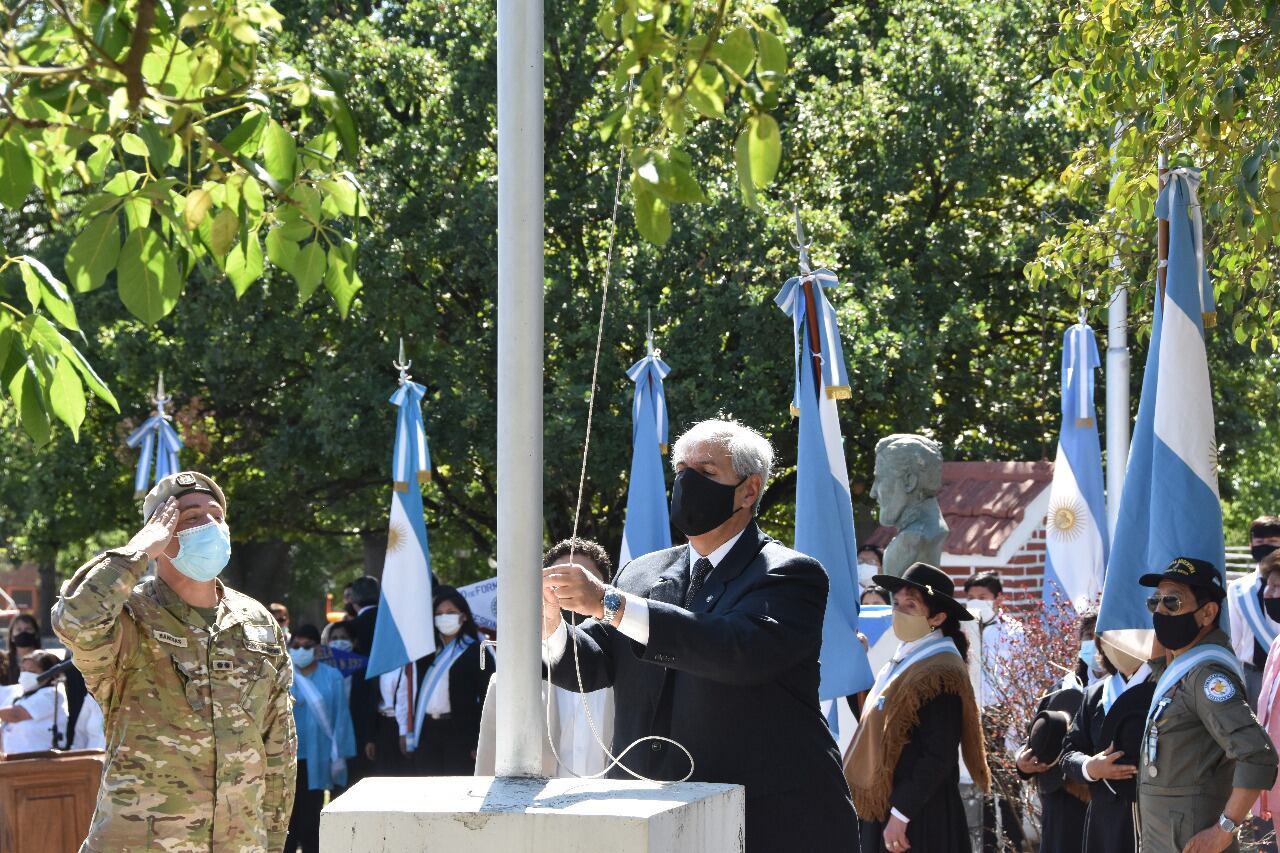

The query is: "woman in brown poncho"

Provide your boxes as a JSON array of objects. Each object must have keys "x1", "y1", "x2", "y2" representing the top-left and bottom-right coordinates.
[{"x1": 844, "y1": 562, "x2": 990, "y2": 852}]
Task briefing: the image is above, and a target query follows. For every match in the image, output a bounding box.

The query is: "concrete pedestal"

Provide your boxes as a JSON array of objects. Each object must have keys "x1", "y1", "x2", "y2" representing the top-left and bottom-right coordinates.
[{"x1": 321, "y1": 776, "x2": 744, "y2": 853}]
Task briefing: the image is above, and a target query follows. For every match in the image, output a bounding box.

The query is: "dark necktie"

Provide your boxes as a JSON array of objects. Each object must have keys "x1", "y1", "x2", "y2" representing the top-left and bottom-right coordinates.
[{"x1": 685, "y1": 557, "x2": 713, "y2": 609}]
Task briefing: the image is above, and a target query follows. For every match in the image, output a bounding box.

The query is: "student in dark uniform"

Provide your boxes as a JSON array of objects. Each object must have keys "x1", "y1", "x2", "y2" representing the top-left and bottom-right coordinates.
[
  {"x1": 845, "y1": 563, "x2": 990, "y2": 853},
  {"x1": 1061, "y1": 633, "x2": 1153, "y2": 853}
]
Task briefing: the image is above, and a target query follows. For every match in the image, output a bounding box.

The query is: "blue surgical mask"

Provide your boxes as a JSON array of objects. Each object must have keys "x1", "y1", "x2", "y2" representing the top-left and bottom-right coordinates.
[
  {"x1": 172, "y1": 522, "x2": 232, "y2": 581},
  {"x1": 290, "y1": 647, "x2": 316, "y2": 669},
  {"x1": 328, "y1": 639, "x2": 353, "y2": 653},
  {"x1": 1078, "y1": 639, "x2": 1097, "y2": 668}
]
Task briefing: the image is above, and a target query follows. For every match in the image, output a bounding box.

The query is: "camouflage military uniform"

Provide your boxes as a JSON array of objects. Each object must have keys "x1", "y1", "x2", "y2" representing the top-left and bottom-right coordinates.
[{"x1": 52, "y1": 548, "x2": 296, "y2": 852}]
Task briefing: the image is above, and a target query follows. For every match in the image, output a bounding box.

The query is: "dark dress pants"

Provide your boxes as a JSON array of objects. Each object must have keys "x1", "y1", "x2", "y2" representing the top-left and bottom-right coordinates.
[
  {"x1": 413, "y1": 716, "x2": 477, "y2": 775},
  {"x1": 285, "y1": 760, "x2": 325, "y2": 853}
]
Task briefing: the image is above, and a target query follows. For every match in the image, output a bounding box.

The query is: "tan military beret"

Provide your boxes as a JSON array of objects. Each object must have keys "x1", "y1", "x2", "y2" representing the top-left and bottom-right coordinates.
[{"x1": 142, "y1": 471, "x2": 227, "y2": 521}]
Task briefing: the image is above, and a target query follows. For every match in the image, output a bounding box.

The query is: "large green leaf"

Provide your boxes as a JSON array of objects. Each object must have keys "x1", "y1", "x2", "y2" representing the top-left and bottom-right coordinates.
[
  {"x1": 117, "y1": 230, "x2": 183, "y2": 324},
  {"x1": 65, "y1": 213, "x2": 122, "y2": 293},
  {"x1": 261, "y1": 120, "x2": 298, "y2": 185},
  {"x1": 717, "y1": 28, "x2": 756, "y2": 79},
  {"x1": 59, "y1": 338, "x2": 118, "y2": 411},
  {"x1": 632, "y1": 183, "x2": 672, "y2": 245},
  {"x1": 738, "y1": 113, "x2": 781, "y2": 189},
  {"x1": 49, "y1": 356, "x2": 87, "y2": 440},
  {"x1": 0, "y1": 136, "x2": 34, "y2": 209},
  {"x1": 755, "y1": 30, "x2": 787, "y2": 92},
  {"x1": 323, "y1": 241, "x2": 362, "y2": 317},
  {"x1": 225, "y1": 231, "x2": 264, "y2": 296},
  {"x1": 19, "y1": 257, "x2": 80, "y2": 331},
  {"x1": 8, "y1": 361, "x2": 50, "y2": 446},
  {"x1": 294, "y1": 241, "x2": 327, "y2": 300}
]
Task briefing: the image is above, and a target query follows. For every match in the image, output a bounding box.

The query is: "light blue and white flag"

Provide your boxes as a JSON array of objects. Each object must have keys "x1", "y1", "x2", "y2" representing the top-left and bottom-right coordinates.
[
  {"x1": 776, "y1": 268, "x2": 873, "y2": 699},
  {"x1": 1043, "y1": 322, "x2": 1108, "y2": 611},
  {"x1": 619, "y1": 339, "x2": 672, "y2": 566},
  {"x1": 126, "y1": 379, "x2": 183, "y2": 498},
  {"x1": 367, "y1": 379, "x2": 437, "y2": 678},
  {"x1": 1097, "y1": 168, "x2": 1223, "y2": 649}
]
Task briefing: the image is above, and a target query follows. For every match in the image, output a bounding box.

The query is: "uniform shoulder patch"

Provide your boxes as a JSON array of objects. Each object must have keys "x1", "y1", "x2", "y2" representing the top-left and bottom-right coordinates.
[{"x1": 1204, "y1": 673, "x2": 1236, "y2": 702}]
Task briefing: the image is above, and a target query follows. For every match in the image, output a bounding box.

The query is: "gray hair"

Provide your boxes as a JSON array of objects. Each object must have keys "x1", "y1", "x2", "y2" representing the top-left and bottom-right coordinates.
[{"x1": 671, "y1": 418, "x2": 774, "y2": 512}]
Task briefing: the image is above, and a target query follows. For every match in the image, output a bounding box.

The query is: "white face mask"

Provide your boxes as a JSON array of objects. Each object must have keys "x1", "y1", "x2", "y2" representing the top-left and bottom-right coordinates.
[
  {"x1": 18, "y1": 671, "x2": 40, "y2": 692},
  {"x1": 858, "y1": 563, "x2": 879, "y2": 587},
  {"x1": 435, "y1": 613, "x2": 464, "y2": 637},
  {"x1": 966, "y1": 599, "x2": 994, "y2": 619}
]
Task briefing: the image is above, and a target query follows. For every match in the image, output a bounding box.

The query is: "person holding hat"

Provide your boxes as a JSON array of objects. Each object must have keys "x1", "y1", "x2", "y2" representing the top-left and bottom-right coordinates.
[
  {"x1": 844, "y1": 562, "x2": 990, "y2": 853},
  {"x1": 1013, "y1": 611, "x2": 1095, "y2": 853},
  {"x1": 1061, "y1": 633, "x2": 1153, "y2": 853},
  {"x1": 52, "y1": 471, "x2": 297, "y2": 852},
  {"x1": 1136, "y1": 556, "x2": 1278, "y2": 852}
]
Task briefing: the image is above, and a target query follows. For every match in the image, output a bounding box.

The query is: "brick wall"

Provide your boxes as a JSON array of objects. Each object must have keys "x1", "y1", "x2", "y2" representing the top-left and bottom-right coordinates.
[{"x1": 943, "y1": 526, "x2": 1047, "y2": 612}]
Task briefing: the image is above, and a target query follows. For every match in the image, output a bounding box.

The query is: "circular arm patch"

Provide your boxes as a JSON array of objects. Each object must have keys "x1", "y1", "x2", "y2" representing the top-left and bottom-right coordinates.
[{"x1": 1204, "y1": 673, "x2": 1236, "y2": 702}]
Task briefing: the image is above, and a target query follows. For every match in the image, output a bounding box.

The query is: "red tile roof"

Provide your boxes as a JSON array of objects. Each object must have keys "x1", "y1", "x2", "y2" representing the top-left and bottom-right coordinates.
[{"x1": 863, "y1": 460, "x2": 1054, "y2": 557}]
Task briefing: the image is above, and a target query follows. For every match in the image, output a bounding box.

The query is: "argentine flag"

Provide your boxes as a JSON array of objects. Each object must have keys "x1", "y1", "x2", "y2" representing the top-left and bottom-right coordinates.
[
  {"x1": 367, "y1": 380, "x2": 437, "y2": 677},
  {"x1": 1097, "y1": 168, "x2": 1222, "y2": 651},
  {"x1": 777, "y1": 269, "x2": 873, "y2": 699},
  {"x1": 1043, "y1": 322, "x2": 1108, "y2": 611},
  {"x1": 619, "y1": 342, "x2": 672, "y2": 566}
]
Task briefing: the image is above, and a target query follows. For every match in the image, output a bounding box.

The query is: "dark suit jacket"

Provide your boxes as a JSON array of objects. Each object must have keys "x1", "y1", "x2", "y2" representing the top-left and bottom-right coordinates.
[
  {"x1": 548, "y1": 522, "x2": 855, "y2": 850},
  {"x1": 350, "y1": 605, "x2": 380, "y2": 749},
  {"x1": 414, "y1": 640, "x2": 494, "y2": 747}
]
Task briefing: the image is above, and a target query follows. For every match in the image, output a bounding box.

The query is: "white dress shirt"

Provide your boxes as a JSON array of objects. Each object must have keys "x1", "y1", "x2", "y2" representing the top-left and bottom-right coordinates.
[
  {"x1": 2, "y1": 686, "x2": 68, "y2": 754},
  {"x1": 553, "y1": 685, "x2": 610, "y2": 777},
  {"x1": 544, "y1": 528, "x2": 748, "y2": 659},
  {"x1": 978, "y1": 613, "x2": 1024, "y2": 708},
  {"x1": 1228, "y1": 570, "x2": 1277, "y2": 664}
]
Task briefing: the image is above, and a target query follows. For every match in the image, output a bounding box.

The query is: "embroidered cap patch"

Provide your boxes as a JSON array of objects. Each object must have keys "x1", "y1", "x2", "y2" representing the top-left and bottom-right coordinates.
[{"x1": 1204, "y1": 673, "x2": 1236, "y2": 702}]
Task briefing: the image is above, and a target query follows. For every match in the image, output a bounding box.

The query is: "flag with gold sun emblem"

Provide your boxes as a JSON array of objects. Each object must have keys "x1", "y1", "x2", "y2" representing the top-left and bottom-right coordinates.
[
  {"x1": 1043, "y1": 321, "x2": 1108, "y2": 611},
  {"x1": 367, "y1": 378, "x2": 437, "y2": 678}
]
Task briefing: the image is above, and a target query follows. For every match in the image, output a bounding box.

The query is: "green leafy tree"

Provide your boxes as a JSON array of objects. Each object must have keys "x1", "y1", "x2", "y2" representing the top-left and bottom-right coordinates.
[
  {"x1": 1, "y1": 0, "x2": 364, "y2": 444},
  {"x1": 1028, "y1": 0, "x2": 1280, "y2": 348}
]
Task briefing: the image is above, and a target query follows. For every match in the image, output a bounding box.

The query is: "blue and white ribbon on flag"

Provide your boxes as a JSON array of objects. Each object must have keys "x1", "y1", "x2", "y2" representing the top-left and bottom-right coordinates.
[
  {"x1": 1043, "y1": 322, "x2": 1108, "y2": 610},
  {"x1": 619, "y1": 341, "x2": 672, "y2": 567},
  {"x1": 1098, "y1": 168, "x2": 1224, "y2": 642},
  {"x1": 126, "y1": 413, "x2": 183, "y2": 498},
  {"x1": 776, "y1": 270, "x2": 873, "y2": 699},
  {"x1": 368, "y1": 379, "x2": 438, "y2": 678},
  {"x1": 776, "y1": 268, "x2": 851, "y2": 414}
]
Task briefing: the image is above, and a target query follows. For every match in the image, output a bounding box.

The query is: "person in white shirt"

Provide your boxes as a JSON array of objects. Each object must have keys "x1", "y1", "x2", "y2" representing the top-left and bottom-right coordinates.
[
  {"x1": 963, "y1": 571, "x2": 1027, "y2": 853},
  {"x1": 1227, "y1": 515, "x2": 1280, "y2": 707},
  {"x1": 474, "y1": 538, "x2": 616, "y2": 777},
  {"x1": 0, "y1": 651, "x2": 69, "y2": 755}
]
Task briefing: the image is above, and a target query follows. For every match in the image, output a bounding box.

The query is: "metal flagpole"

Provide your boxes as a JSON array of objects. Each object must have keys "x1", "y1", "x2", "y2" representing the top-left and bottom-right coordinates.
[
  {"x1": 495, "y1": 0, "x2": 545, "y2": 777},
  {"x1": 1105, "y1": 121, "x2": 1130, "y2": 537},
  {"x1": 793, "y1": 210, "x2": 825, "y2": 395}
]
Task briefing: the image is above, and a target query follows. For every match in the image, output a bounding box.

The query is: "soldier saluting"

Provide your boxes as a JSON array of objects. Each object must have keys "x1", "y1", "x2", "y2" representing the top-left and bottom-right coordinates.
[
  {"x1": 53, "y1": 472, "x2": 296, "y2": 852},
  {"x1": 1138, "y1": 557, "x2": 1278, "y2": 852}
]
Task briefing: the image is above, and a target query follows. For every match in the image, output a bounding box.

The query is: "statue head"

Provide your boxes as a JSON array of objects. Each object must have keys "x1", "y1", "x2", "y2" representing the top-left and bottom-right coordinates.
[{"x1": 871, "y1": 434, "x2": 943, "y2": 527}]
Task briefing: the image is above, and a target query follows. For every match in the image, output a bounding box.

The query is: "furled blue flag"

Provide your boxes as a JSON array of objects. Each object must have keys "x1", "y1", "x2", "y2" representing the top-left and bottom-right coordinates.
[
  {"x1": 126, "y1": 380, "x2": 182, "y2": 498},
  {"x1": 1043, "y1": 322, "x2": 1109, "y2": 611},
  {"x1": 619, "y1": 339, "x2": 672, "y2": 567},
  {"x1": 1097, "y1": 168, "x2": 1222, "y2": 655},
  {"x1": 776, "y1": 267, "x2": 873, "y2": 699},
  {"x1": 367, "y1": 379, "x2": 438, "y2": 678}
]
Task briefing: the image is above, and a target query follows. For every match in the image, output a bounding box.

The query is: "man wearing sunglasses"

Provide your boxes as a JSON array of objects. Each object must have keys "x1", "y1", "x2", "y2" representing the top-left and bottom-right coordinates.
[{"x1": 1137, "y1": 557, "x2": 1278, "y2": 853}]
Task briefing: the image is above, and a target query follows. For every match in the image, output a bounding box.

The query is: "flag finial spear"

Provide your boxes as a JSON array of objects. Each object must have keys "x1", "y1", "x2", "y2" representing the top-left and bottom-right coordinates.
[
  {"x1": 393, "y1": 337, "x2": 413, "y2": 385},
  {"x1": 152, "y1": 372, "x2": 171, "y2": 419},
  {"x1": 646, "y1": 308, "x2": 653, "y2": 355},
  {"x1": 792, "y1": 205, "x2": 812, "y2": 277},
  {"x1": 1078, "y1": 305, "x2": 1087, "y2": 326}
]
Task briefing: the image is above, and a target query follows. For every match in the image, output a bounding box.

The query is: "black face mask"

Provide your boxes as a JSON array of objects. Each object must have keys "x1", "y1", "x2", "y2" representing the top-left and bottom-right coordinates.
[
  {"x1": 1253, "y1": 543, "x2": 1280, "y2": 562},
  {"x1": 1265, "y1": 598, "x2": 1280, "y2": 622},
  {"x1": 11, "y1": 631, "x2": 37, "y2": 649},
  {"x1": 1152, "y1": 606, "x2": 1206, "y2": 652},
  {"x1": 669, "y1": 468, "x2": 747, "y2": 537}
]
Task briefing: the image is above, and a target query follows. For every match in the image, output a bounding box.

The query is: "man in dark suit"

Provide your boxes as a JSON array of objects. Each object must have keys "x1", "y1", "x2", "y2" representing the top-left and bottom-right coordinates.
[
  {"x1": 543, "y1": 418, "x2": 858, "y2": 853},
  {"x1": 346, "y1": 574, "x2": 381, "y2": 785}
]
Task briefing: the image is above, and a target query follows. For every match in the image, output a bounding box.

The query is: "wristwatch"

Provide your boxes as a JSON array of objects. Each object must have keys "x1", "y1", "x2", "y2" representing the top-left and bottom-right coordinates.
[
  {"x1": 1218, "y1": 814, "x2": 1240, "y2": 835},
  {"x1": 600, "y1": 586, "x2": 623, "y2": 626}
]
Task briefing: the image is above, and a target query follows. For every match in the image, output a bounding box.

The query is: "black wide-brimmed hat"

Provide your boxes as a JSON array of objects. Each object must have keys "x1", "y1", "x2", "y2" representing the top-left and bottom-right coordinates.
[
  {"x1": 1027, "y1": 709, "x2": 1073, "y2": 766},
  {"x1": 1098, "y1": 678, "x2": 1157, "y2": 800},
  {"x1": 873, "y1": 562, "x2": 974, "y2": 621},
  {"x1": 1138, "y1": 556, "x2": 1227, "y2": 603}
]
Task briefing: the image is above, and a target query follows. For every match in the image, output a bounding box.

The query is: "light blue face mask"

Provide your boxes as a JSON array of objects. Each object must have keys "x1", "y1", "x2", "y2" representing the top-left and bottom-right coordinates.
[
  {"x1": 172, "y1": 521, "x2": 232, "y2": 581},
  {"x1": 1078, "y1": 639, "x2": 1097, "y2": 668}
]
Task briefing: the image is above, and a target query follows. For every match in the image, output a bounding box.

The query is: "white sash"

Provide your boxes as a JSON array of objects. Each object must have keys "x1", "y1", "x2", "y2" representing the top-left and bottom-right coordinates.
[
  {"x1": 865, "y1": 635, "x2": 960, "y2": 712},
  {"x1": 1146, "y1": 645, "x2": 1242, "y2": 727},
  {"x1": 1231, "y1": 578, "x2": 1278, "y2": 649},
  {"x1": 412, "y1": 636, "x2": 474, "y2": 745},
  {"x1": 295, "y1": 671, "x2": 345, "y2": 784}
]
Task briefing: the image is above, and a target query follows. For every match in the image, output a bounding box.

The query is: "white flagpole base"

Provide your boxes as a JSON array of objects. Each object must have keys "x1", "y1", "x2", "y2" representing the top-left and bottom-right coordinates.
[{"x1": 322, "y1": 776, "x2": 745, "y2": 853}]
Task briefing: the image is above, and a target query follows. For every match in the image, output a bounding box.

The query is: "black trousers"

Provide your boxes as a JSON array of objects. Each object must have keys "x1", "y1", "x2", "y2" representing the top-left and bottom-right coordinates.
[
  {"x1": 412, "y1": 716, "x2": 476, "y2": 775},
  {"x1": 373, "y1": 714, "x2": 406, "y2": 776},
  {"x1": 286, "y1": 760, "x2": 326, "y2": 853}
]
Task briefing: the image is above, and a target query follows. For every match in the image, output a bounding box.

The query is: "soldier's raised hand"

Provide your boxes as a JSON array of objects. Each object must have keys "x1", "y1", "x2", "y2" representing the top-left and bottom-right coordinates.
[{"x1": 127, "y1": 497, "x2": 180, "y2": 559}]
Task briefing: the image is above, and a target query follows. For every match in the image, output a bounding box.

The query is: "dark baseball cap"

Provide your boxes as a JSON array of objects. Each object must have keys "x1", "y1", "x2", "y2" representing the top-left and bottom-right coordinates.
[{"x1": 1138, "y1": 556, "x2": 1226, "y2": 602}]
